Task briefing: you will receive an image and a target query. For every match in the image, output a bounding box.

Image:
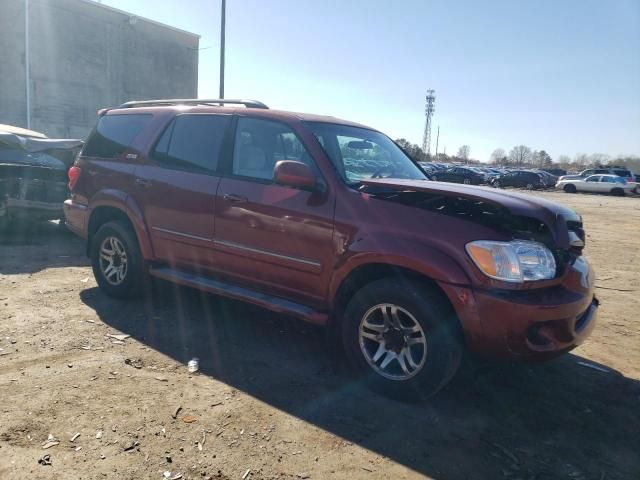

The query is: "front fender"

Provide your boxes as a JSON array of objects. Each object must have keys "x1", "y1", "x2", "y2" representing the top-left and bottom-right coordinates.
[{"x1": 329, "y1": 236, "x2": 471, "y2": 303}]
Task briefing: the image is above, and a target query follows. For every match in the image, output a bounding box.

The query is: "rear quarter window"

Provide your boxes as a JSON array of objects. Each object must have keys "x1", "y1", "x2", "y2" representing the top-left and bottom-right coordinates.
[
  {"x1": 151, "y1": 114, "x2": 230, "y2": 173},
  {"x1": 613, "y1": 169, "x2": 631, "y2": 177},
  {"x1": 82, "y1": 114, "x2": 152, "y2": 159}
]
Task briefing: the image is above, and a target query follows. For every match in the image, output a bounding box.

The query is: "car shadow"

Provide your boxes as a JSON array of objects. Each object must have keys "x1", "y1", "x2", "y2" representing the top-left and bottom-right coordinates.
[
  {"x1": 0, "y1": 220, "x2": 88, "y2": 274},
  {"x1": 80, "y1": 283, "x2": 640, "y2": 480}
]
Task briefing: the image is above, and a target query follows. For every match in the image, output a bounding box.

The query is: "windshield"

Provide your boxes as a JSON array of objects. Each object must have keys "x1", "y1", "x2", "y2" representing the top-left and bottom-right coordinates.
[{"x1": 307, "y1": 122, "x2": 427, "y2": 184}]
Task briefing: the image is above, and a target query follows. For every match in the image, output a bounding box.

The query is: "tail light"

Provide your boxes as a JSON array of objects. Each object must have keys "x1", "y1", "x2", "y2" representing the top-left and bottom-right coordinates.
[{"x1": 68, "y1": 166, "x2": 81, "y2": 190}]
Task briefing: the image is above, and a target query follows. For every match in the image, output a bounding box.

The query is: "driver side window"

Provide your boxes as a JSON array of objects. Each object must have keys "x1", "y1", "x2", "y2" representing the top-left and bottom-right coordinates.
[{"x1": 232, "y1": 117, "x2": 314, "y2": 181}]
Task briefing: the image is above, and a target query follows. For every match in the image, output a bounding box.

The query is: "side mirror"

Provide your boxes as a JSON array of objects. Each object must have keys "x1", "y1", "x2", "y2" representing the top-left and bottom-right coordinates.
[{"x1": 274, "y1": 160, "x2": 317, "y2": 190}]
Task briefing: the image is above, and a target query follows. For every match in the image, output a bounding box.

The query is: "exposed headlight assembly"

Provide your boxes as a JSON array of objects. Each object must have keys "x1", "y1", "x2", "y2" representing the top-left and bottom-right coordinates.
[{"x1": 466, "y1": 240, "x2": 556, "y2": 283}]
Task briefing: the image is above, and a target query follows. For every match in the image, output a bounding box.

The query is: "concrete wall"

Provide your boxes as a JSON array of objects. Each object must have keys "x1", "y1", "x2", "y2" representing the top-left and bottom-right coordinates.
[{"x1": 0, "y1": 0, "x2": 199, "y2": 139}]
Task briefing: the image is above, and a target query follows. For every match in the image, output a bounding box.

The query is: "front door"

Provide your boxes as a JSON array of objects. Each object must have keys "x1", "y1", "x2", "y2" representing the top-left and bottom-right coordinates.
[
  {"x1": 132, "y1": 113, "x2": 231, "y2": 272},
  {"x1": 582, "y1": 175, "x2": 602, "y2": 192},
  {"x1": 213, "y1": 116, "x2": 335, "y2": 306}
]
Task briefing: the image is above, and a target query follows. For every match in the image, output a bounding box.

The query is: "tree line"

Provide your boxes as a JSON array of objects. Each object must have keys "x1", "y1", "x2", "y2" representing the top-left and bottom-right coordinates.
[{"x1": 395, "y1": 138, "x2": 639, "y2": 173}]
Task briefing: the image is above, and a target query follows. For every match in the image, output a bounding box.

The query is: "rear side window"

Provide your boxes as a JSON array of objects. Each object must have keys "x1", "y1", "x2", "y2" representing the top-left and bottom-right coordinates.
[
  {"x1": 613, "y1": 169, "x2": 631, "y2": 177},
  {"x1": 82, "y1": 114, "x2": 152, "y2": 158},
  {"x1": 152, "y1": 114, "x2": 230, "y2": 173}
]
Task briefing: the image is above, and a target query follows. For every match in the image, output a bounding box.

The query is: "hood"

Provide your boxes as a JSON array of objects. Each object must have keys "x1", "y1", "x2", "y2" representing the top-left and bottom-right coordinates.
[
  {"x1": 360, "y1": 178, "x2": 582, "y2": 249},
  {"x1": 0, "y1": 132, "x2": 83, "y2": 170}
]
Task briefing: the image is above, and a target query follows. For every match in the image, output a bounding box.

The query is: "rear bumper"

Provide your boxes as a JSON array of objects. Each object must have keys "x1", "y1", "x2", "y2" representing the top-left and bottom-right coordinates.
[
  {"x1": 441, "y1": 256, "x2": 598, "y2": 360},
  {"x1": 63, "y1": 198, "x2": 88, "y2": 238}
]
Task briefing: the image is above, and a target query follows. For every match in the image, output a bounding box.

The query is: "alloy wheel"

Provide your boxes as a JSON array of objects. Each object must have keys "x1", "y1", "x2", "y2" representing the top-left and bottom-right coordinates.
[
  {"x1": 358, "y1": 304, "x2": 427, "y2": 381},
  {"x1": 99, "y1": 236, "x2": 128, "y2": 286}
]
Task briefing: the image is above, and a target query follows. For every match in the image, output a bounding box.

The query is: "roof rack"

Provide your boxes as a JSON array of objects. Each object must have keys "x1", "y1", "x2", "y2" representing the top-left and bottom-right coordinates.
[{"x1": 117, "y1": 99, "x2": 269, "y2": 109}]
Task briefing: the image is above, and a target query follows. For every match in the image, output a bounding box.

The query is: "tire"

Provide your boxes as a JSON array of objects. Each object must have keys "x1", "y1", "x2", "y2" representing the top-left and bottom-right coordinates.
[
  {"x1": 432, "y1": 175, "x2": 438, "y2": 181},
  {"x1": 611, "y1": 188, "x2": 624, "y2": 196},
  {"x1": 526, "y1": 183, "x2": 534, "y2": 190},
  {"x1": 341, "y1": 278, "x2": 463, "y2": 400},
  {"x1": 90, "y1": 221, "x2": 145, "y2": 298},
  {"x1": 563, "y1": 184, "x2": 577, "y2": 193},
  {"x1": 463, "y1": 178, "x2": 471, "y2": 185},
  {"x1": 493, "y1": 180, "x2": 501, "y2": 188}
]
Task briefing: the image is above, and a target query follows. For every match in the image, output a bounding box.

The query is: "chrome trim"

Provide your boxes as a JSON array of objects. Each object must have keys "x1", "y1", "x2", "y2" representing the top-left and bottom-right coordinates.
[
  {"x1": 213, "y1": 239, "x2": 321, "y2": 268},
  {"x1": 151, "y1": 226, "x2": 212, "y2": 242}
]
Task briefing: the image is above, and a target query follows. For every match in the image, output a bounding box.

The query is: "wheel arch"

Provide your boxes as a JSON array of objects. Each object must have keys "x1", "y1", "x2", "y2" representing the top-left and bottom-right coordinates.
[
  {"x1": 86, "y1": 193, "x2": 153, "y2": 259},
  {"x1": 328, "y1": 262, "x2": 464, "y2": 342}
]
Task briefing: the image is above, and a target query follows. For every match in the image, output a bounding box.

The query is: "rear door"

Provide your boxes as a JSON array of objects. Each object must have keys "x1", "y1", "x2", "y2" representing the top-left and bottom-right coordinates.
[
  {"x1": 213, "y1": 116, "x2": 335, "y2": 305},
  {"x1": 131, "y1": 113, "x2": 231, "y2": 272}
]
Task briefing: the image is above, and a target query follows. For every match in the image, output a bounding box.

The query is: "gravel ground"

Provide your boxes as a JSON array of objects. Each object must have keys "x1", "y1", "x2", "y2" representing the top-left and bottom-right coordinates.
[{"x1": 0, "y1": 190, "x2": 639, "y2": 480}]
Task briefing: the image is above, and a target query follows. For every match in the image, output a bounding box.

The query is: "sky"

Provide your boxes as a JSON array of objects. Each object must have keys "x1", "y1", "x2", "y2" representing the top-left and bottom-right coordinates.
[{"x1": 102, "y1": 0, "x2": 640, "y2": 162}]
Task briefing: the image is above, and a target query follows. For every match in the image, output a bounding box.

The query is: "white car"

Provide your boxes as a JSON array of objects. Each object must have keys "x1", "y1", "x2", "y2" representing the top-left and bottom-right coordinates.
[{"x1": 556, "y1": 174, "x2": 634, "y2": 195}]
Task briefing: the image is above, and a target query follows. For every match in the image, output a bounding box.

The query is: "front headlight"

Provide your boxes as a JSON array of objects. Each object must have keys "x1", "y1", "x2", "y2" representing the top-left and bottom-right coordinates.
[{"x1": 466, "y1": 240, "x2": 556, "y2": 283}]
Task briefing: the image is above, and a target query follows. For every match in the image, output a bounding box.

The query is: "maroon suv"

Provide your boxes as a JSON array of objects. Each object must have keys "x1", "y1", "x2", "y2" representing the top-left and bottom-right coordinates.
[{"x1": 64, "y1": 99, "x2": 598, "y2": 398}]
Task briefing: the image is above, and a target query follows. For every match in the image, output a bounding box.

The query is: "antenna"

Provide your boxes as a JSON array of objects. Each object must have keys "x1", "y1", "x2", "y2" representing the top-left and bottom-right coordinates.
[{"x1": 421, "y1": 90, "x2": 436, "y2": 156}]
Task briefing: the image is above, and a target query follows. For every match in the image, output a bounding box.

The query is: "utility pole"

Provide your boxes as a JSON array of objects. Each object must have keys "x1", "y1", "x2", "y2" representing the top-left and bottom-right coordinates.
[
  {"x1": 219, "y1": 0, "x2": 226, "y2": 99},
  {"x1": 24, "y1": 0, "x2": 31, "y2": 129},
  {"x1": 434, "y1": 125, "x2": 440, "y2": 159}
]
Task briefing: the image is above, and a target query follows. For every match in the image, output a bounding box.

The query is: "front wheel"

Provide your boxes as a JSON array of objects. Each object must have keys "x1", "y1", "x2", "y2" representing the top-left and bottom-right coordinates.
[
  {"x1": 341, "y1": 279, "x2": 463, "y2": 400},
  {"x1": 526, "y1": 183, "x2": 535, "y2": 190},
  {"x1": 463, "y1": 178, "x2": 471, "y2": 185},
  {"x1": 563, "y1": 184, "x2": 577, "y2": 193},
  {"x1": 90, "y1": 221, "x2": 145, "y2": 298}
]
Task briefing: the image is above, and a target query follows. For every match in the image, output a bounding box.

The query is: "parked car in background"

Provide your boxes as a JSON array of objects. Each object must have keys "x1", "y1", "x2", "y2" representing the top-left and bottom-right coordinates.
[
  {"x1": 431, "y1": 166, "x2": 485, "y2": 184},
  {"x1": 65, "y1": 98, "x2": 598, "y2": 399},
  {"x1": 559, "y1": 167, "x2": 637, "y2": 194},
  {"x1": 556, "y1": 174, "x2": 634, "y2": 195},
  {"x1": 533, "y1": 170, "x2": 558, "y2": 187},
  {"x1": 0, "y1": 124, "x2": 83, "y2": 229},
  {"x1": 543, "y1": 168, "x2": 567, "y2": 177},
  {"x1": 490, "y1": 170, "x2": 546, "y2": 190}
]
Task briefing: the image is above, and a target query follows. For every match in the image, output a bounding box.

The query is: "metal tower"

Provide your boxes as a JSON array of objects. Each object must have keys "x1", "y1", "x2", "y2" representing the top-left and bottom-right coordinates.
[{"x1": 421, "y1": 90, "x2": 436, "y2": 155}]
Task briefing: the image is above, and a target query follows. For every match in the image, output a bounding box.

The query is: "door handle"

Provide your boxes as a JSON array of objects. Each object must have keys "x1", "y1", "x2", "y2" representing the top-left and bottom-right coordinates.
[
  {"x1": 135, "y1": 178, "x2": 152, "y2": 188},
  {"x1": 223, "y1": 193, "x2": 248, "y2": 203}
]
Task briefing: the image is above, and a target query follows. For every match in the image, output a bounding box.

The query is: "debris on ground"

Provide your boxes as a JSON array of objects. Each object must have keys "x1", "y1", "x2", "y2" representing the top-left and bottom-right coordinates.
[
  {"x1": 124, "y1": 358, "x2": 144, "y2": 369},
  {"x1": 171, "y1": 406, "x2": 182, "y2": 419},
  {"x1": 155, "y1": 376, "x2": 169, "y2": 382},
  {"x1": 106, "y1": 334, "x2": 130, "y2": 341},
  {"x1": 181, "y1": 415, "x2": 197, "y2": 424},
  {"x1": 38, "y1": 454, "x2": 52, "y2": 466},
  {"x1": 124, "y1": 440, "x2": 140, "y2": 452},
  {"x1": 42, "y1": 434, "x2": 59, "y2": 449},
  {"x1": 242, "y1": 469, "x2": 251, "y2": 479},
  {"x1": 187, "y1": 357, "x2": 199, "y2": 373},
  {"x1": 70, "y1": 432, "x2": 80, "y2": 442},
  {"x1": 96, "y1": 430, "x2": 103, "y2": 439}
]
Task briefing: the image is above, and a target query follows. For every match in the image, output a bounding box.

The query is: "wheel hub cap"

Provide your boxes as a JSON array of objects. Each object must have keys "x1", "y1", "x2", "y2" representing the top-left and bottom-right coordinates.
[
  {"x1": 99, "y1": 236, "x2": 128, "y2": 286},
  {"x1": 358, "y1": 304, "x2": 428, "y2": 381}
]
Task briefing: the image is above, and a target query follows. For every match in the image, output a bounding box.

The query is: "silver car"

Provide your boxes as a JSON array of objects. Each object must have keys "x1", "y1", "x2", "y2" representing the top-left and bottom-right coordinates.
[{"x1": 556, "y1": 174, "x2": 634, "y2": 195}]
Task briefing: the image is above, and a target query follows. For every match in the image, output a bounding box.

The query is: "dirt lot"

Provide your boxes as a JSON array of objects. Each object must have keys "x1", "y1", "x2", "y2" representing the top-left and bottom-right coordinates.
[{"x1": 1, "y1": 191, "x2": 639, "y2": 480}]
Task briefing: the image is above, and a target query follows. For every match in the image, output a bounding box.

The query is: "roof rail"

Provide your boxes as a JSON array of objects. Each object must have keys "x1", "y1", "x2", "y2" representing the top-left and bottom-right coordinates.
[{"x1": 117, "y1": 99, "x2": 269, "y2": 109}]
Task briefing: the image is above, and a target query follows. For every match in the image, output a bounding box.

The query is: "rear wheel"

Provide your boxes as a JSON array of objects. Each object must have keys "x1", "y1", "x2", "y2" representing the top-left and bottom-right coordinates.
[
  {"x1": 432, "y1": 175, "x2": 438, "y2": 181},
  {"x1": 90, "y1": 221, "x2": 145, "y2": 298},
  {"x1": 463, "y1": 178, "x2": 471, "y2": 185},
  {"x1": 341, "y1": 278, "x2": 463, "y2": 400},
  {"x1": 611, "y1": 188, "x2": 625, "y2": 196},
  {"x1": 526, "y1": 183, "x2": 534, "y2": 190},
  {"x1": 493, "y1": 180, "x2": 501, "y2": 188},
  {"x1": 563, "y1": 184, "x2": 577, "y2": 193}
]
